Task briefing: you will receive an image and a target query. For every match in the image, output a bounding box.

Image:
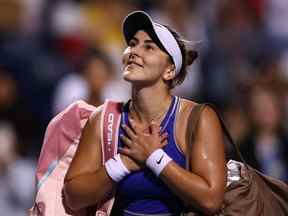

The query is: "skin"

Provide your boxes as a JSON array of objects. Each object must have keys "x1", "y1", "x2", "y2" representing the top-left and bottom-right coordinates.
[{"x1": 63, "y1": 30, "x2": 227, "y2": 215}]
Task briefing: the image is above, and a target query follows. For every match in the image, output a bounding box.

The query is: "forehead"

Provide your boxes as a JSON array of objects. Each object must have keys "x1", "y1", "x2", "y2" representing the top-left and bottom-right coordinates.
[{"x1": 132, "y1": 30, "x2": 154, "y2": 42}]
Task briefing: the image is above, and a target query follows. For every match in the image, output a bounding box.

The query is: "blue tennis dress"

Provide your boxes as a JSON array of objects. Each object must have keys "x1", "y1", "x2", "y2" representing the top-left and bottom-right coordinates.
[{"x1": 111, "y1": 96, "x2": 186, "y2": 216}]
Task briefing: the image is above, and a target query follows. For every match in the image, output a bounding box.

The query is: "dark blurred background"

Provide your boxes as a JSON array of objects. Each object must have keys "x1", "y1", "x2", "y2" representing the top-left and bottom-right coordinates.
[{"x1": 0, "y1": 0, "x2": 288, "y2": 215}]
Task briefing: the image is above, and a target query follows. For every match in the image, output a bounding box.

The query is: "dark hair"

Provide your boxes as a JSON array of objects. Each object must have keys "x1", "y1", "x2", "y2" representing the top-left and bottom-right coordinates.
[{"x1": 164, "y1": 26, "x2": 198, "y2": 89}]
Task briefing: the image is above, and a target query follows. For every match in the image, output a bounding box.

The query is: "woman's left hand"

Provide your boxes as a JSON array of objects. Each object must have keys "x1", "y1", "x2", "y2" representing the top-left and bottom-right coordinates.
[{"x1": 119, "y1": 118, "x2": 168, "y2": 165}]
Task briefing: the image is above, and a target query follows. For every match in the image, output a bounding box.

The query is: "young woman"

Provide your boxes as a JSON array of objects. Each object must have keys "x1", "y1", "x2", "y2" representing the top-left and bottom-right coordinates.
[{"x1": 63, "y1": 11, "x2": 226, "y2": 216}]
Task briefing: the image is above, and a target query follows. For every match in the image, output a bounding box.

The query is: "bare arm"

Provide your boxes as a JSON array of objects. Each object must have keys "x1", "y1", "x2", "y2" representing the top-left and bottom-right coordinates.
[
  {"x1": 63, "y1": 108, "x2": 115, "y2": 211},
  {"x1": 159, "y1": 106, "x2": 227, "y2": 215}
]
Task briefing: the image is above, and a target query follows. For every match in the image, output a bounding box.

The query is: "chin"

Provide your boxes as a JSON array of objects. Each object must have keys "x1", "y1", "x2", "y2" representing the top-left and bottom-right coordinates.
[
  {"x1": 122, "y1": 68, "x2": 140, "y2": 81},
  {"x1": 122, "y1": 69, "x2": 132, "y2": 81},
  {"x1": 123, "y1": 74, "x2": 137, "y2": 83}
]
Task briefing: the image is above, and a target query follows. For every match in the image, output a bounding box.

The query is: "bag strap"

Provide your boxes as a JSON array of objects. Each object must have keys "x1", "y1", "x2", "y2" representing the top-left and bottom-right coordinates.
[
  {"x1": 101, "y1": 100, "x2": 123, "y2": 161},
  {"x1": 185, "y1": 104, "x2": 206, "y2": 170},
  {"x1": 186, "y1": 103, "x2": 248, "y2": 170},
  {"x1": 96, "y1": 99, "x2": 123, "y2": 216}
]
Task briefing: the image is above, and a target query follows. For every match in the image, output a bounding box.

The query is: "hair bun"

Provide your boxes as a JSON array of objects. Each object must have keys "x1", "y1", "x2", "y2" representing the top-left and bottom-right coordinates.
[{"x1": 186, "y1": 50, "x2": 198, "y2": 66}]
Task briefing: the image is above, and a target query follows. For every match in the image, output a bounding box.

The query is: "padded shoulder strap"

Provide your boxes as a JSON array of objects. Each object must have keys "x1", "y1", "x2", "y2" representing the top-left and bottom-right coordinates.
[
  {"x1": 96, "y1": 99, "x2": 123, "y2": 216},
  {"x1": 100, "y1": 99, "x2": 123, "y2": 162}
]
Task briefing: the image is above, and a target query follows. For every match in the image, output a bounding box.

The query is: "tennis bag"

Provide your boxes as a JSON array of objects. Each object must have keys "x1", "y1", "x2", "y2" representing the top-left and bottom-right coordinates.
[{"x1": 28, "y1": 100, "x2": 122, "y2": 216}]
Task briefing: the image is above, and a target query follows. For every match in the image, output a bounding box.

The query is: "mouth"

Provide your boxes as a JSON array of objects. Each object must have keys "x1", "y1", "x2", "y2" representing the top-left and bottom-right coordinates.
[{"x1": 127, "y1": 61, "x2": 143, "y2": 68}]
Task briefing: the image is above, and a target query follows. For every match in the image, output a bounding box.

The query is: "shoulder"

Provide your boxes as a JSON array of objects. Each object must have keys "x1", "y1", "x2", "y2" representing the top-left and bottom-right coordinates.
[
  {"x1": 88, "y1": 101, "x2": 124, "y2": 130},
  {"x1": 180, "y1": 98, "x2": 219, "y2": 122},
  {"x1": 84, "y1": 104, "x2": 105, "y2": 139},
  {"x1": 177, "y1": 98, "x2": 221, "y2": 135},
  {"x1": 197, "y1": 104, "x2": 221, "y2": 131}
]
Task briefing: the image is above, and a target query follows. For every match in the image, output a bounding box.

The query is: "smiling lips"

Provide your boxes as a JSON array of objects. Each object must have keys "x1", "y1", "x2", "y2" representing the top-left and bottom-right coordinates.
[{"x1": 127, "y1": 60, "x2": 143, "y2": 68}]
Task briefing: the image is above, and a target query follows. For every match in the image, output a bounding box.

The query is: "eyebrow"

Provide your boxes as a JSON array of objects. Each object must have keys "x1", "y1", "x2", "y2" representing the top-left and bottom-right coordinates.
[{"x1": 130, "y1": 37, "x2": 156, "y2": 45}]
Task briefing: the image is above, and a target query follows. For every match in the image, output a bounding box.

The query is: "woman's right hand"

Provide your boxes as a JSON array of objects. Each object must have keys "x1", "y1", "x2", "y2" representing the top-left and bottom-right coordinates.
[{"x1": 120, "y1": 154, "x2": 141, "y2": 172}]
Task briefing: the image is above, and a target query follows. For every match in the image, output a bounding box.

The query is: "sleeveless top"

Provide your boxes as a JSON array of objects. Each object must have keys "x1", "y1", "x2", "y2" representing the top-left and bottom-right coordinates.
[{"x1": 111, "y1": 96, "x2": 186, "y2": 216}]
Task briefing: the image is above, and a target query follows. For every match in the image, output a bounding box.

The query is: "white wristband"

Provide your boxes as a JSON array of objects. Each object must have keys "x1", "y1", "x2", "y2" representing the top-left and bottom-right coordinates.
[
  {"x1": 104, "y1": 154, "x2": 130, "y2": 182},
  {"x1": 146, "y1": 149, "x2": 172, "y2": 177}
]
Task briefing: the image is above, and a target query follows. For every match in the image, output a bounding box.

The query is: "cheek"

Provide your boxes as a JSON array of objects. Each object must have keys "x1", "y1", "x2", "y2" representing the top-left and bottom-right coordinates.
[
  {"x1": 147, "y1": 55, "x2": 168, "y2": 73},
  {"x1": 122, "y1": 47, "x2": 130, "y2": 65}
]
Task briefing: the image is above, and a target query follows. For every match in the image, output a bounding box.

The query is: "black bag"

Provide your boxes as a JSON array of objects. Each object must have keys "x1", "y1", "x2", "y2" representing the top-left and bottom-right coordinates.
[{"x1": 182, "y1": 104, "x2": 288, "y2": 216}]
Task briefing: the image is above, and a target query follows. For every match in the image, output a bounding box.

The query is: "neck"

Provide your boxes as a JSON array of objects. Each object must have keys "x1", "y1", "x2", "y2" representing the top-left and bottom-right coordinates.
[{"x1": 130, "y1": 84, "x2": 172, "y2": 125}]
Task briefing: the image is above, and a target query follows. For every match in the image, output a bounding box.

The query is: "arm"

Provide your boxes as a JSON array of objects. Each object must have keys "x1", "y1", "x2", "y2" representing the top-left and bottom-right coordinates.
[
  {"x1": 63, "y1": 108, "x2": 140, "y2": 212},
  {"x1": 160, "y1": 106, "x2": 227, "y2": 214},
  {"x1": 63, "y1": 109, "x2": 115, "y2": 211}
]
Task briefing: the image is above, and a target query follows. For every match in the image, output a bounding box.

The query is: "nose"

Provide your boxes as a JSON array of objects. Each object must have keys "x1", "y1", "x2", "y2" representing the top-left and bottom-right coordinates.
[{"x1": 129, "y1": 44, "x2": 141, "y2": 59}]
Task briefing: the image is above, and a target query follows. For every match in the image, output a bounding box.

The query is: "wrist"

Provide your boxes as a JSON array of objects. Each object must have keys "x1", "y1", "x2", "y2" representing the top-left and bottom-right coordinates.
[
  {"x1": 119, "y1": 154, "x2": 128, "y2": 168},
  {"x1": 146, "y1": 149, "x2": 172, "y2": 177},
  {"x1": 120, "y1": 153, "x2": 142, "y2": 172},
  {"x1": 104, "y1": 154, "x2": 130, "y2": 182}
]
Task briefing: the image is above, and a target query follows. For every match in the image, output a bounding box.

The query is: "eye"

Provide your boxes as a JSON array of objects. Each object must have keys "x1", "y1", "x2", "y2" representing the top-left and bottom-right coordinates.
[
  {"x1": 128, "y1": 40, "x2": 136, "y2": 47},
  {"x1": 144, "y1": 44, "x2": 155, "y2": 51}
]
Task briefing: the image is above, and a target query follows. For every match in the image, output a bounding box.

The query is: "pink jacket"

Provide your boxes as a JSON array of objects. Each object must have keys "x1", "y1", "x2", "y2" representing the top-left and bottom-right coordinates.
[{"x1": 28, "y1": 100, "x2": 122, "y2": 216}]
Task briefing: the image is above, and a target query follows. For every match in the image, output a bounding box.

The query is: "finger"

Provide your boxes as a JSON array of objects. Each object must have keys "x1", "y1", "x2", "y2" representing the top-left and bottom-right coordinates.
[
  {"x1": 160, "y1": 139, "x2": 168, "y2": 148},
  {"x1": 128, "y1": 118, "x2": 140, "y2": 133},
  {"x1": 160, "y1": 132, "x2": 168, "y2": 138},
  {"x1": 122, "y1": 124, "x2": 137, "y2": 139},
  {"x1": 160, "y1": 132, "x2": 168, "y2": 142},
  {"x1": 150, "y1": 121, "x2": 160, "y2": 135},
  {"x1": 119, "y1": 147, "x2": 133, "y2": 156},
  {"x1": 120, "y1": 134, "x2": 133, "y2": 148}
]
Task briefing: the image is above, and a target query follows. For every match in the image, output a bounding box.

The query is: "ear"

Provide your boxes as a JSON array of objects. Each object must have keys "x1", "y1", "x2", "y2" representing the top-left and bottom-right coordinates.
[{"x1": 163, "y1": 64, "x2": 176, "y2": 81}]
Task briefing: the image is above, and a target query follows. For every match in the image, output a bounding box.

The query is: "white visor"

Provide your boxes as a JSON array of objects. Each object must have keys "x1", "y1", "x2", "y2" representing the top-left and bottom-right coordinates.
[{"x1": 122, "y1": 11, "x2": 183, "y2": 75}]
